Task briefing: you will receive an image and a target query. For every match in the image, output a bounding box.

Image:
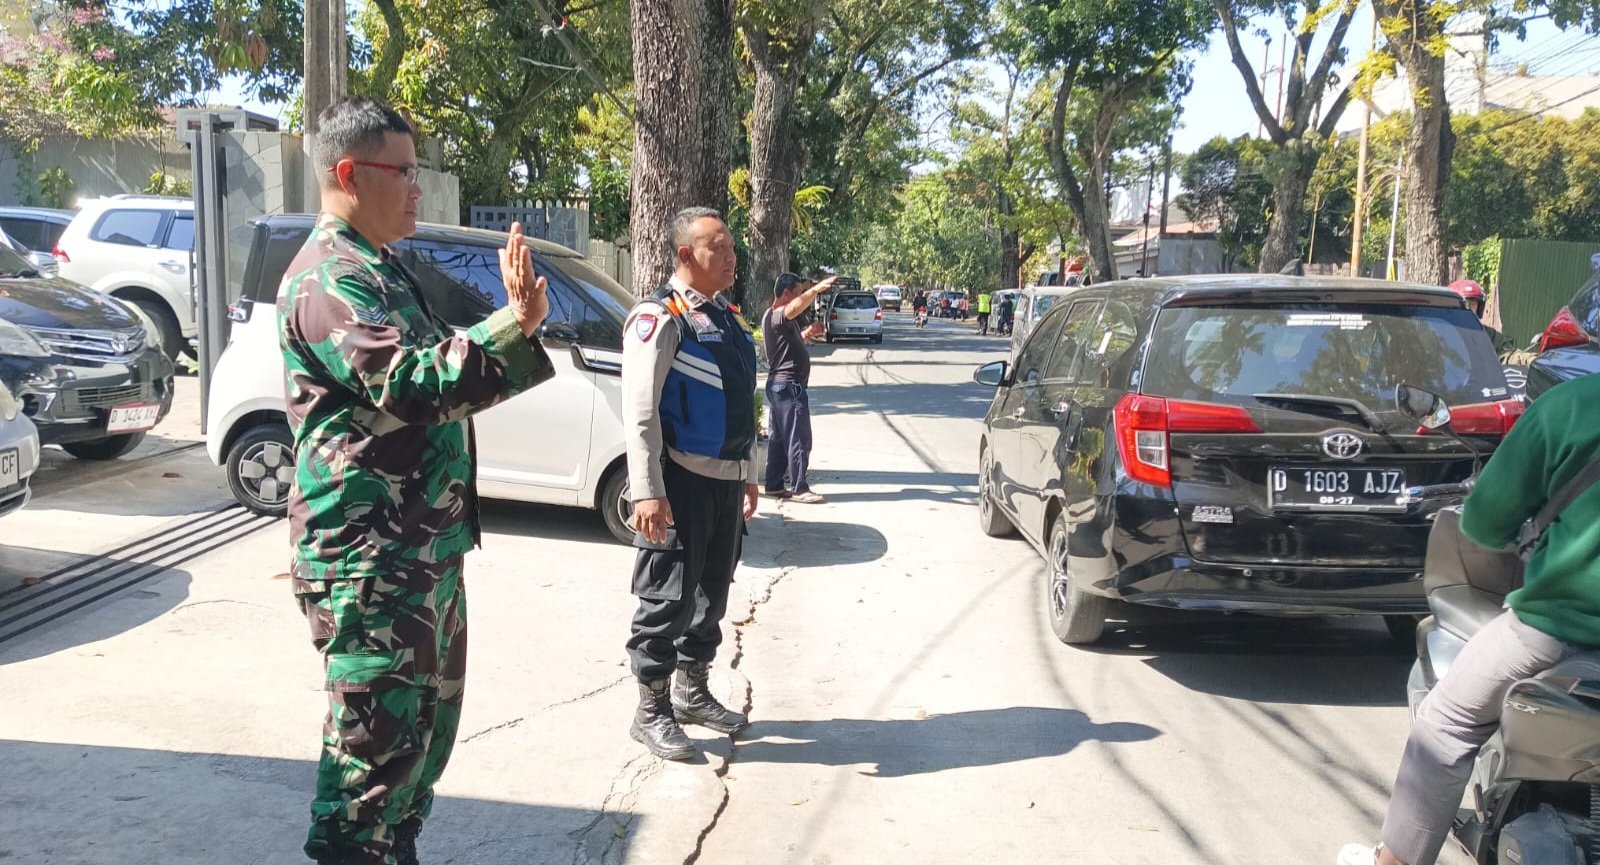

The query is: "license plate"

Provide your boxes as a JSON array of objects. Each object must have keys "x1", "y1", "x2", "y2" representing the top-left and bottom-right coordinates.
[
  {"x1": 1268, "y1": 466, "x2": 1407, "y2": 511},
  {"x1": 107, "y1": 403, "x2": 161, "y2": 434},
  {"x1": 0, "y1": 448, "x2": 17, "y2": 490}
]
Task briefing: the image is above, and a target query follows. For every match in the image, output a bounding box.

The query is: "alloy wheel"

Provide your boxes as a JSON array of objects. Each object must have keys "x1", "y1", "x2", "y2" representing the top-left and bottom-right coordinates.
[{"x1": 237, "y1": 440, "x2": 294, "y2": 508}]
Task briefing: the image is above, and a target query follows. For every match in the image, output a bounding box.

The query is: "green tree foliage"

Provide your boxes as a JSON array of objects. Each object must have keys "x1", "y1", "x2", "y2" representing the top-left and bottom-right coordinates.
[
  {"x1": 1004, "y1": 0, "x2": 1213, "y2": 281},
  {"x1": 59, "y1": 0, "x2": 303, "y2": 106},
  {"x1": 359, "y1": 0, "x2": 631, "y2": 215},
  {"x1": 1178, "y1": 136, "x2": 1275, "y2": 271}
]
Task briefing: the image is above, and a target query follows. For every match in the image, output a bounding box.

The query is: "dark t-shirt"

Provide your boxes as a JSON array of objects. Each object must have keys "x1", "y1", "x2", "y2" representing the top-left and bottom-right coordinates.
[{"x1": 763, "y1": 305, "x2": 811, "y2": 385}]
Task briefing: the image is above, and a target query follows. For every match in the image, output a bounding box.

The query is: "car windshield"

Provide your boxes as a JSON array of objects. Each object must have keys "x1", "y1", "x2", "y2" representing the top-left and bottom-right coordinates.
[
  {"x1": 833, "y1": 294, "x2": 879, "y2": 310},
  {"x1": 1142, "y1": 303, "x2": 1509, "y2": 411}
]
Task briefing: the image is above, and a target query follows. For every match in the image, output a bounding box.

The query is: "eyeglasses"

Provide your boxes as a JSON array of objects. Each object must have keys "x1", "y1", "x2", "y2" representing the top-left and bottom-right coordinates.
[{"x1": 333, "y1": 159, "x2": 421, "y2": 184}]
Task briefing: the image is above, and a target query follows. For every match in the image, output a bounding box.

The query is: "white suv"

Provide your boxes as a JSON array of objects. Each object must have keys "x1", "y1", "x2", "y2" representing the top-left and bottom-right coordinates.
[
  {"x1": 207, "y1": 214, "x2": 636, "y2": 542},
  {"x1": 54, "y1": 196, "x2": 195, "y2": 360}
]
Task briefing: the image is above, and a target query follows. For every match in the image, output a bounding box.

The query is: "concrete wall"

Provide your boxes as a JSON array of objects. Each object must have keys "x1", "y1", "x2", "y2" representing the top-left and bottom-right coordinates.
[{"x1": 0, "y1": 132, "x2": 191, "y2": 205}]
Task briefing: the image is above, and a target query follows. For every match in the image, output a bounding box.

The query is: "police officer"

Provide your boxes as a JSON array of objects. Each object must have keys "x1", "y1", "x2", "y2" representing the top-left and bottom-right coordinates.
[
  {"x1": 279, "y1": 97, "x2": 556, "y2": 864},
  {"x1": 621, "y1": 207, "x2": 758, "y2": 760}
]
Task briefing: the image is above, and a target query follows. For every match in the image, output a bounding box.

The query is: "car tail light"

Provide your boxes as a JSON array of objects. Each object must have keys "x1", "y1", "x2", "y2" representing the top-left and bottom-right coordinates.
[
  {"x1": 1420, "y1": 398, "x2": 1524, "y2": 437},
  {"x1": 829, "y1": 311, "x2": 839, "y2": 320},
  {"x1": 52, "y1": 244, "x2": 68, "y2": 262},
  {"x1": 1538, "y1": 307, "x2": 1588, "y2": 352},
  {"x1": 1113, "y1": 393, "x2": 1261, "y2": 488},
  {"x1": 875, "y1": 309, "x2": 883, "y2": 320}
]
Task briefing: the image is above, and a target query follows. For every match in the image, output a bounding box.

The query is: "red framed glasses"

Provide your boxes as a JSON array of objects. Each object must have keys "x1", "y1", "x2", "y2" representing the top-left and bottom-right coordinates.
[{"x1": 332, "y1": 159, "x2": 421, "y2": 183}]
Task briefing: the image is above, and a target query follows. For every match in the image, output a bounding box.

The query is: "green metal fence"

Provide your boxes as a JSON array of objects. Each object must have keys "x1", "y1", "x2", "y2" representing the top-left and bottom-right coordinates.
[{"x1": 1495, "y1": 239, "x2": 1600, "y2": 346}]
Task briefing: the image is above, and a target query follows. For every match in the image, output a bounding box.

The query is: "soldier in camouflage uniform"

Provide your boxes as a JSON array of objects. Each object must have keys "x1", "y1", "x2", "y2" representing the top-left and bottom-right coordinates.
[{"x1": 278, "y1": 97, "x2": 556, "y2": 865}]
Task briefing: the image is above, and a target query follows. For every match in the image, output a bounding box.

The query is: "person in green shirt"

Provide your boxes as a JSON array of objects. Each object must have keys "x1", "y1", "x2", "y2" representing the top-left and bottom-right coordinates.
[
  {"x1": 1339, "y1": 375, "x2": 1600, "y2": 865},
  {"x1": 976, "y1": 292, "x2": 992, "y2": 335}
]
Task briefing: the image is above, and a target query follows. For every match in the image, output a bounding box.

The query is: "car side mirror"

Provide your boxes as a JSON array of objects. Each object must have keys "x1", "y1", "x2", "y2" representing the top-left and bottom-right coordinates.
[
  {"x1": 1396, "y1": 383, "x2": 1452, "y2": 429},
  {"x1": 974, "y1": 360, "x2": 1009, "y2": 388},
  {"x1": 540, "y1": 321, "x2": 582, "y2": 344}
]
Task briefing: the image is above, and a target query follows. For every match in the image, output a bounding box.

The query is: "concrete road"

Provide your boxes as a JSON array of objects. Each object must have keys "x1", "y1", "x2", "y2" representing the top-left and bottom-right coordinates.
[{"x1": 0, "y1": 317, "x2": 1462, "y2": 865}]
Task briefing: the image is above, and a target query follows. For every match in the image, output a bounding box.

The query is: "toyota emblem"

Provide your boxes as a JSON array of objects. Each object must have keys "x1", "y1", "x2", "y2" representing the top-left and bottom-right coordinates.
[{"x1": 1322, "y1": 432, "x2": 1364, "y2": 460}]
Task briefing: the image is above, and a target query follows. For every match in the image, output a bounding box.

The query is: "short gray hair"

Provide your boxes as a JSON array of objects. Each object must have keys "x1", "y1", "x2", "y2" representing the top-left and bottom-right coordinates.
[
  {"x1": 670, "y1": 207, "x2": 724, "y2": 250},
  {"x1": 315, "y1": 97, "x2": 415, "y2": 180}
]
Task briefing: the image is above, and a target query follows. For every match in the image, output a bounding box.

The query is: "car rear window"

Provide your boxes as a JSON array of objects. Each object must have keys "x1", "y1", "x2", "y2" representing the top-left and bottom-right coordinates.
[
  {"x1": 833, "y1": 293, "x2": 879, "y2": 310},
  {"x1": 92, "y1": 209, "x2": 165, "y2": 247},
  {"x1": 1142, "y1": 303, "x2": 1510, "y2": 410}
]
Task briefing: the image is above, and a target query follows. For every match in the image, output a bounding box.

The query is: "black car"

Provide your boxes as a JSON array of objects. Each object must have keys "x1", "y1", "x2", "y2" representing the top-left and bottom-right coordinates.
[
  {"x1": 0, "y1": 241, "x2": 175, "y2": 459},
  {"x1": 1526, "y1": 270, "x2": 1600, "y2": 399},
  {"x1": 975, "y1": 275, "x2": 1517, "y2": 645}
]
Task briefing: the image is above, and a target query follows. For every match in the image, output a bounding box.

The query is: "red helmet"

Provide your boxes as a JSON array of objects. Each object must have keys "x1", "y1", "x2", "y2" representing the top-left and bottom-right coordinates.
[{"x1": 1448, "y1": 279, "x2": 1486, "y2": 303}]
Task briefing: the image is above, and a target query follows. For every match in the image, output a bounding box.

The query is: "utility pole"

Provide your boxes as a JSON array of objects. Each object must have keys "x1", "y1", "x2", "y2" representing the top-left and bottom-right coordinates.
[
  {"x1": 303, "y1": 0, "x2": 349, "y2": 149},
  {"x1": 1386, "y1": 153, "x2": 1403, "y2": 280},
  {"x1": 1350, "y1": 15, "x2": 1378, "y2": 277},
  {"x1": 1158, "y1": 134, "x2": 1173, "y2": 240},
  {"x1": 1276, "y1": 34, "x2": 1287, "y2": 126}
]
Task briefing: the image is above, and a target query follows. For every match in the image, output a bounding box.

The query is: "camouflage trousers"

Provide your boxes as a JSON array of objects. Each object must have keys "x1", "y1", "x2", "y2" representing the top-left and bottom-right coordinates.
[{"x1": 294, "y1": 557, "x2": 468, "y2": 865}]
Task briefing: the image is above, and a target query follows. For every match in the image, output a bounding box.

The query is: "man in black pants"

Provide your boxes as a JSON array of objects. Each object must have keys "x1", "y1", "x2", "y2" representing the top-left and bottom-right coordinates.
[
  {"x1": 763, "y1": 272, "x2": 834, "y2": 504},
  {"x1": 620, "y1": 208, "x2": 758, "y2": 760}
]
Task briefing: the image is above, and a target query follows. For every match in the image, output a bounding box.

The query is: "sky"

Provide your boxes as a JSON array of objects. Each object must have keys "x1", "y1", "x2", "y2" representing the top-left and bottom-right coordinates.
[{"x1": 210, "y1": 5, "x2": 1596, "y2": 157}]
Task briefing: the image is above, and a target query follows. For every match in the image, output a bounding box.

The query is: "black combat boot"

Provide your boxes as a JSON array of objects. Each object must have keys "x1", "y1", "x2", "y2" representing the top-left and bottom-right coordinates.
[
  {"x1": 672, "y1": 662, "x2": 748, "y2": 734},
  {"x1": 392, "y1": 818, "x2": 421, "y2": 865},
  {"x1": 630, "y1": 678, "x2": 696, "y2": 760}
]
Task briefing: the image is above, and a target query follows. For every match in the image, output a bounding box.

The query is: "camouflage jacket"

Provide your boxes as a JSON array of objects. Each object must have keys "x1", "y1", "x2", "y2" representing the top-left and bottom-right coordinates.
[{"x1": 278, "y1": 214, "x2": 555, "y2": 581}]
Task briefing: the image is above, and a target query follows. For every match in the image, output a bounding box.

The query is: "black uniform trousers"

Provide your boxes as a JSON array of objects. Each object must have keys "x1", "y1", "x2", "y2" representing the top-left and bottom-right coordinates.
[{"x1": 626, "y1": 457, "x2": 745, "y2": 681}]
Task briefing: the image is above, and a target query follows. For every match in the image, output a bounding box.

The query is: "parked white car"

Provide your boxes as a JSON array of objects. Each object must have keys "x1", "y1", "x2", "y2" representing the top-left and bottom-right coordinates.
[
  {"x1": 206, "y1": 215, "x2": 636, "y2": 542},
  {"x1": 54, "y1": 196, "x2": 195, "y2": 360},
  {"x1": 824, "y1": 291, "x2": 884, "y2": 343},
  {"x1": 0, "y1": 381, "x2": 41, "y2": 518}
]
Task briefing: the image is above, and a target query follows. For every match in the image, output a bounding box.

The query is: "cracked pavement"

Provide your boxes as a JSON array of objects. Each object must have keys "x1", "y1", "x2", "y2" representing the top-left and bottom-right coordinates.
[{"x1": 0, "y1": 320, "x2": 1465, "y2": 864}]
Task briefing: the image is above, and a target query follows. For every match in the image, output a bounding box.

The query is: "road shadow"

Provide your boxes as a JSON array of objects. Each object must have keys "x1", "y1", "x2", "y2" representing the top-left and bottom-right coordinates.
[
  {"x1": 0, "y1": 553, "x2": 193, "y2": 665},
  {"x1": 479, "y1": 498, "x2": 619, "y2": 546},
  {"x1": 802, "y1": 468, "x2": 979, "y2": 507},
  {"x1": 733, "y1": 707, "x2": 1160, "y2": 778},
  {"x1": 28, "y1": 442, "x2": 233, "y2": 518},
  {"x1": 807, "y1": 380, "x2": 994, "y2": 421},
  {"x1": 0, "y1": 739, "x2": 635, "y2": 865},
  {"x1": 1087, "y1": 608, "x2": 1414, "y2": 708},
  {"x1": 744, "y1": 518, "x2": 888, "y2": 570}
]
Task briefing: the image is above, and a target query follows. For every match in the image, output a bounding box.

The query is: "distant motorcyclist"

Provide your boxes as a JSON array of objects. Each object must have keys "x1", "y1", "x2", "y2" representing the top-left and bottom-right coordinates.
[
  {"x1": 1448, "y1": 279, "x2": 1529, "y2": 364},
  {"x1": 912, "y1": 291, "x2": 928, "y2": 328},
  {"x1": 1338, "y1": 374, "x2": 1600, "y2": 865}
]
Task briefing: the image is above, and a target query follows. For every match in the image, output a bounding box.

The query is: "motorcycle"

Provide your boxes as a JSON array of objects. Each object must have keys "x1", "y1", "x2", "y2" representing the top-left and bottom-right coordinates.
[{"x1": 1396, "y1": 383, "x2": 1600, "y2": 865}]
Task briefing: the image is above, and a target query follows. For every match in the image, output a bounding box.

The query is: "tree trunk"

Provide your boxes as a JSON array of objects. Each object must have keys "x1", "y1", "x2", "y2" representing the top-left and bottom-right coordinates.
[
  {"x1": 1372, "y1": 0, "x2": 1454, "y2": 285},
  {"x1": 1000, "y1": 168, "x2": 1020, "y2": 288},
  {"x1": 1258, "y1": 142, "x2": 1319, "y2": 272},
  {"x1": 1047, "y1": 68, "x2": 1118, "y2": 284},
  {"x1": 1402, "y1": 56, "x2": 1453, "y2": 284},
  {"x1": 368, "y1": 0, "x2": 406, "y2": 100},
  {"x1": 628, "y1": 0, "x2": 736, "y2": 295},
  {"x1": 743, "y1": 18, "x2": 818, "y2": 312}
]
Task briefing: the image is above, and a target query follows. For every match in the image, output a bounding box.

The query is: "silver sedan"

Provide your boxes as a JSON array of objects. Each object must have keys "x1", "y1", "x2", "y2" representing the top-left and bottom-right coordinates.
[{"x1": 0, "y1": 382, "x2": 41, "y2": 517}]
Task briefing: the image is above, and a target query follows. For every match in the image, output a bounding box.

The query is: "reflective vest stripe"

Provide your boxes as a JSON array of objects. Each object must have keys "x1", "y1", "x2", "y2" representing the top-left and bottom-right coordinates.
[
  {"x1": 675, "y1": 351, "x2": 721, "y2": 377},
  {"x1": 671, "y1": 359, "x2": 724, "y2": 390}
]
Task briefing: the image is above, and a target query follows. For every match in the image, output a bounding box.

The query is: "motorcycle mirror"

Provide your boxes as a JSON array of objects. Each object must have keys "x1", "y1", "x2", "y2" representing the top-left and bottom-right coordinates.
[{"x1": 1396, "y1": 383, "x2": 1453, "y2": 430}]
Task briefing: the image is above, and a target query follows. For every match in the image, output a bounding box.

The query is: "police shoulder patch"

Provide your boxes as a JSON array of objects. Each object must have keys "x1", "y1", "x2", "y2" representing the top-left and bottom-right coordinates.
[{"x1": 634, "y1": 313, "x2": 659, "y2": 342}]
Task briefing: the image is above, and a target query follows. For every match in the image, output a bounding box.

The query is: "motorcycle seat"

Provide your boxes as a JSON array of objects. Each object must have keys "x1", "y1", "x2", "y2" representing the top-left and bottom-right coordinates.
[
  {"x1": 1537, "y1": 653, "x2": 1600, "y2": 683},
  {"x1": 1430, "y1": 584, "x2": 1505, "y2": 641}
]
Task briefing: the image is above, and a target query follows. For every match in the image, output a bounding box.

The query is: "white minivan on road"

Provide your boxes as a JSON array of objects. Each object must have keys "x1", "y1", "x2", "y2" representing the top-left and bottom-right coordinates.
[{"x1": 205, "y1": 215, "x2": 637, "y2": 542}]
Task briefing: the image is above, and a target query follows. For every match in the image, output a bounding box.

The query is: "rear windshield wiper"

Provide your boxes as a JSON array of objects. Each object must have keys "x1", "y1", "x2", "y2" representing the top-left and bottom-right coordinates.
[
  {"x1": 1252, "y1": 393, "x2": 1386, "y2": 433},
  {"x1": 0, "y1": 269, "x2": 38, "y2": 279}
]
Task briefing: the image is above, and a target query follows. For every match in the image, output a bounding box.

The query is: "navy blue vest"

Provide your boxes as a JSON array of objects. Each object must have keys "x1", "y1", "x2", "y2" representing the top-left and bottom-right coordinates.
[{"x1": 649, "y1": 286, "x2": 757, "y2": 461}]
